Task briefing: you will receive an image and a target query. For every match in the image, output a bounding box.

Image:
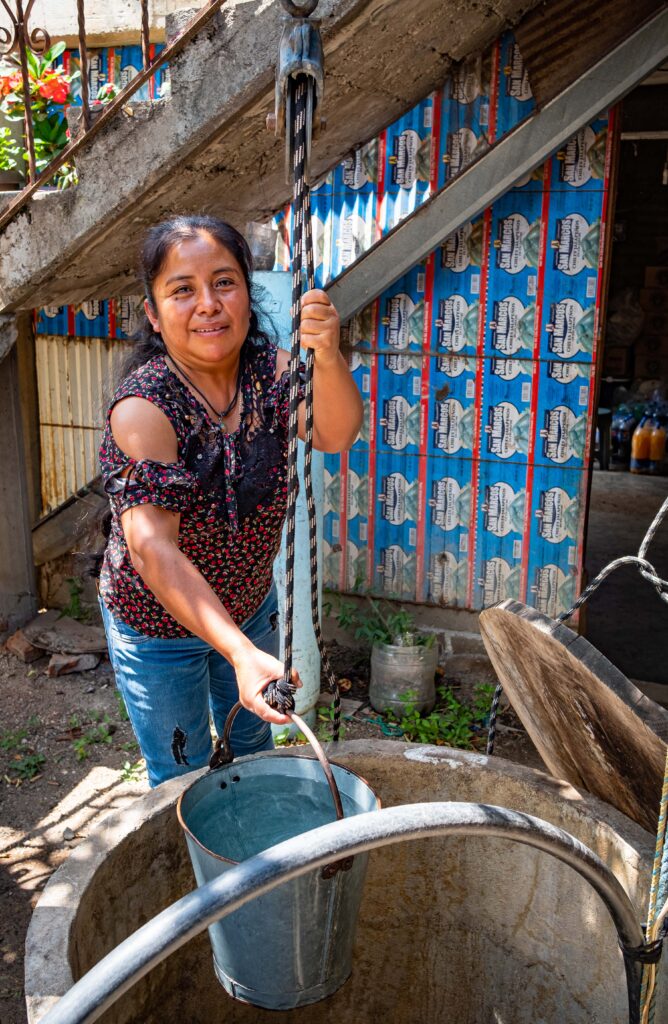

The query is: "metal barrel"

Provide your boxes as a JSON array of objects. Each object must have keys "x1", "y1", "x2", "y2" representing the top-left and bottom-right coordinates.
[{"x1": 177, "y1": 753, "x2": 379, "y2": 1010}]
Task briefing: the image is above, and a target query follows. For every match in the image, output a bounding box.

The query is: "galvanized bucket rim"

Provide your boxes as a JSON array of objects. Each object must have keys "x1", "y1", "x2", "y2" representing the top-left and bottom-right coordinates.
[{"x1": 176, "y1": 752, "x2": 381, "y2": 866}]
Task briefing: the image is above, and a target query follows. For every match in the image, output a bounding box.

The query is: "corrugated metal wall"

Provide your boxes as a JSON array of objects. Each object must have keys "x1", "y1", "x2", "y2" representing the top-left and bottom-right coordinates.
[{"x1": 36, "y1": 332, "x2": 130, "y2": 512}]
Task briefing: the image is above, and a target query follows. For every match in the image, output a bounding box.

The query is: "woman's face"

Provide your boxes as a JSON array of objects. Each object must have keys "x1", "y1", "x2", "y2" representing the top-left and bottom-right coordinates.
[{"x1": 144, "y1": 231, "x2": 251, "y2": 371}]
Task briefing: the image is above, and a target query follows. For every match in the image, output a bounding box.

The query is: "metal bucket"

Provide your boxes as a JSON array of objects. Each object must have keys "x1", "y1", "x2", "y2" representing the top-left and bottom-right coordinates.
[{"x1": 177, "y1": 706, "x2": 380, "y2": 1011}]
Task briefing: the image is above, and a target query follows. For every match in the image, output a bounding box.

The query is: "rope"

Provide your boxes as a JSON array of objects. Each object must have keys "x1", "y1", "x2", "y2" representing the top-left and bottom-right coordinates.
[
  {"x1": 640, "y1": 744, "x2": 668, "y2": 1022},
  {"x1": 486, "y1": 496, "x2": 668, "y2": 755},
  {"x1": 264, "y1": 73, "x2": 341, "y2": 739}
]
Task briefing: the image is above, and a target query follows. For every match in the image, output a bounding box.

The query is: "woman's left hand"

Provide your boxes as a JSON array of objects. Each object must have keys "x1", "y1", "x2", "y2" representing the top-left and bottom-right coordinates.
[{"x1": 300, "y1": 289, "x2": 340, "y2": 367}]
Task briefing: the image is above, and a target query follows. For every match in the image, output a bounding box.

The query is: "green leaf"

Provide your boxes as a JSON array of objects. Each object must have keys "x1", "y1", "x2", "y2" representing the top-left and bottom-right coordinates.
[
  {"x1": 40, "y1": 41, "x2": 66, "y2": 67},
  {"x1": 25, "y1": 49, "x2": 40, "y2": 77}
]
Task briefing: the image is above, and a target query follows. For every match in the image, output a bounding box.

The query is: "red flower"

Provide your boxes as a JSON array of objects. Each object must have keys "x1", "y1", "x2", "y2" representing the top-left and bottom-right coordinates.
[
  {"x1": 38, "y1": 77, "x2": 70, "y2": 104},
  {"x1": 0, "y1": 72, "x2": 22, "y2": 97}
]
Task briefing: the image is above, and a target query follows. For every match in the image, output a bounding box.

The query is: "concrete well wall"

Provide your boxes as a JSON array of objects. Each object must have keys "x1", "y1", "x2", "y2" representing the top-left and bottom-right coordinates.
[{"x1": 26, "y1": 741, "x2": 668, "y2": 1024}]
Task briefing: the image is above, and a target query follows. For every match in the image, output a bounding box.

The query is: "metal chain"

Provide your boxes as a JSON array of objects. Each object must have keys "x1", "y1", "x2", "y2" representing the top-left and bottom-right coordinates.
[
  {"x1": 264, "y1": 73, "x2": 341, "y2": 740},
  {"x1": 486, "y1": 495, "x2": 668, "y2": 756}
]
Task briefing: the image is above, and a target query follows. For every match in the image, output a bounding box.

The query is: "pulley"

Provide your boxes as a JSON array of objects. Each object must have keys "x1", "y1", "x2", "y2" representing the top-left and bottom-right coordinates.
[{"x1": 270, "y1": 0, "x2": 324, "y2": 184}]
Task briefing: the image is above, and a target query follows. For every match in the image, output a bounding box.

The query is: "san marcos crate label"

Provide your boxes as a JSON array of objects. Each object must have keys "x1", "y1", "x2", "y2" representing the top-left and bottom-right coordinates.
[
  {"x1": 309, "y1": 167, "x2": 335, "y2": 196},
  {"x1": 430, "y1": 218, "x2": 486, "y2": 356},
  {"x1": 474, "y1": 554, "x2": 523, "y2": 610},
  {"x1": 377, "y1": 359, "x2": 423, "y2": 454},
  {"x1": 485, "y1": 295, "x2": 536, "y2": 357},
  {"x1": 309, "y1": 190, "x2": 335, "y2": 288},
  {"x1": 496, "y1": 32, "x2": 535, "y2": 139},
  {"x1": 375, "y1": 453, "x2": 421, "y2": 561},
  {"x1": 424, "y1": 455, "x2": 473, "y2": 604},
  {"x1": 540, "y1": 294, "x2": 597, "y2": 362},
  {"x1": 526, "y1": 559, "x2": 578, "y2": 619},
  {"x1": 36, "y1": 305, "x2": 69, "y2": 336},
  {"x1": 425, "y1": 545, "x2": 470, "y2": 607},
  {"x1": 550, "y1": 118, "x2": 609, "y2": 191},
  {"x1": 323, "y1": 458, "x2": 342, "y2": 521},
  {"x1": 527, "y1": 467, "x2": 585, "y2": 584},
  {"x1": 437, "y1": 53, "x2": 491, "y2": 188},
  {"x1": 348, "y1": 351, "x2": 373, "y2": 452},
  {"x1": 382, "y1": 97, "x2": 434, "y2": 194},
  {"x1": 344, "y1": 448, "x2": 370, "y2": 524},
  {"x1": 322, "y1": 537, "x2": 342, "y2": 590},
  {"x1": 429, "y1": 356, "x2": 478, "y2": 458},
  {"x1": 481, "y1": 357, "x2": 533, "y2": 463},
  {"x1": 373, "y1": 537, "x2": 419, "y2": 602},
  {"x1": 110, "y1": 296, "x2": 142, "y2": 339},
  {"x1": 475, "y1": 459, "x2": 528, "y2": 561},
  {"x1": 487, "y1": 191, "x2": 542, "y2": 306},
  {"x1": 333, "y1": 140, "x2": 379, "y2": 196},
  {"x1": 73, "y1": 300, "x2": 111, "y2": 338},
  {"x1": 344, "y1": 303, "x2": 377, "y2": 352},
  {"x1": 535, "y1": 360, "x2": 592, "y2": 468},
  {"x1": 545, "y1": 189, "x2": 602, "y2": 282},
  {"x1": 377, "y1": 267, "x2": 427, "y2": 371},
  {"x1": 331, "y1": 188, "x2": 377, "y2": 278},
  {"x1": 104, "y1": 44, "x2": 167, "y2": 100},
  {"x1": 425, "y1": 453, "x2": 471, "y2": 606},
  {"x1": 378, "y1": 98, "x2": 435, "y2": 233},
  {"x1": 61, "y1": 47, "x2": 111, "y2": 101}
]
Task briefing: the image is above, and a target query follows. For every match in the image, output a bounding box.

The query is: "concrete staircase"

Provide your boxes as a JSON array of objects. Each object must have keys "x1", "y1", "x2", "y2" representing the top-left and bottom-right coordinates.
[{"x1": 0, "y1": 0, "x2": 542, "y2": 313}]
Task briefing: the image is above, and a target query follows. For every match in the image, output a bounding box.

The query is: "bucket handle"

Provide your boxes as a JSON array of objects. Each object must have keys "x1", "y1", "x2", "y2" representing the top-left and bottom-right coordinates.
[
  {"x1": 210, "y1": 702, "x2": 353, "y2": 877},
  {"x1": 210, "y1": 702, "x2": 344, "y2": 820}
]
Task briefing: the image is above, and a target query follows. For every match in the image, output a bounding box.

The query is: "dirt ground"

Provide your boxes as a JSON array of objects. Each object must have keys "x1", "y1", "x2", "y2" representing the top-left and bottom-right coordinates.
[{"x1": 0, "y1": 635, "x2": 541, "y2": 1024}]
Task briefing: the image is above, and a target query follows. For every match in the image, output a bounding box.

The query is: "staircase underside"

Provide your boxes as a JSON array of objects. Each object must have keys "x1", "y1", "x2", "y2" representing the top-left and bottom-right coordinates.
[{"x1": 0, "y1": 0, "x2": 543, "y2": 312}]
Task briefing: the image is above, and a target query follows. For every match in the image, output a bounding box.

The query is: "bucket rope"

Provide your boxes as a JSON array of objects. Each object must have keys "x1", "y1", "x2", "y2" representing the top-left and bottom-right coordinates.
[
  {"x1": 640, "y1": 742, "x2": 668, "y2": 1023},
  {"x1": 262, "y1": 70, "x2": 341, "y2": 739},
  {"x1": 486, "y1": 495, "x2": 668, "y2": 756}
]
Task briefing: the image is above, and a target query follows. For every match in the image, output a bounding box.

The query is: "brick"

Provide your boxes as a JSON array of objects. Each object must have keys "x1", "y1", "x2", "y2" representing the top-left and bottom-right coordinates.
[
  {"x1": 5, "y1": 629, "x2": 43, "y2": 663},
  {"x1": 46, "y1": 653, "x2": 101, "y2": 677}
]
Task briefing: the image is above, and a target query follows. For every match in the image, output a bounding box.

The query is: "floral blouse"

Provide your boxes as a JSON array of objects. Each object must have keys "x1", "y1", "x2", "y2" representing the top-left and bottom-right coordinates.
[{"x1": 98, "y1": 344, "x2": 304, "y2": 638}]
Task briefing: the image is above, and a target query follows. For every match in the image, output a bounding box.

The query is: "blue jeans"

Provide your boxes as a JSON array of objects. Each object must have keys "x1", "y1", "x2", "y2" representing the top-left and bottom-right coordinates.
[{"x1": 100, "y1": 586, "x2": 278, "y2": 787}]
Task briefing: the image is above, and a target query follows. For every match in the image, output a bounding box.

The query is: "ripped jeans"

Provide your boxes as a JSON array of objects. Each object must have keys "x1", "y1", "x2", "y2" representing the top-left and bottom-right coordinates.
[{"x1": 100, "y1": 585, "x2": 278, "y2": 787}]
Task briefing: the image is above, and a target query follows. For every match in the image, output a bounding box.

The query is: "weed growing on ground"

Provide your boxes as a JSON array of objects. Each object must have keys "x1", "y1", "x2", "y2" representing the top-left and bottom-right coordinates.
[
  {"x1": 120, "y1": 759, "x2": 146, "y2": 783},
  {"x1": 471, "y1": 682, "x2": 497, "y2": 725},
  {"x1": 274, "y1": 728, "x2": 308, "y2": 747},
  {"x1": 0, "y1": 728, "x2": 28, "y2": 752},
  {"x1": 384, "y1": 683, "x2": 495, "y2": 750},
  {"x1": 11, "y1": 752, "x2": 46, "y2": 780},
  {"x1": 61, "y1": 577, "x2": 91, "y2": 622},
  {"x1": 317, "y1": 704, "x2": 346, "y2": 742},
  {"x1": 330, "y1": 595, "x2": 435, "y2": 648},
  {"x1": 69, "y1": 714, "x2": 115, "y2": 761}
]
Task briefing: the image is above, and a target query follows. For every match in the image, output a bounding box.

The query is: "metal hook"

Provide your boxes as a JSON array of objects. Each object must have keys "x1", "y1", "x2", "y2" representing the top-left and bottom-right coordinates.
[{"x1": 280, "y1": 0, "x2": 319, "y2": 16}]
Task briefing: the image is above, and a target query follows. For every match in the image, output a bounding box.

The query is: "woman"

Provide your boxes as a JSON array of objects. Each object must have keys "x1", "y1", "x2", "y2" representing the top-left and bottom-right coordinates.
[{"x1": 98, "y1": 215, "x2": 362, "y2": 787}]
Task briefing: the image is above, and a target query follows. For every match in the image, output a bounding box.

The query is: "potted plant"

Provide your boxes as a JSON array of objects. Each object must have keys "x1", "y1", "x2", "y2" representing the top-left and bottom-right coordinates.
[{"x1": 332, "y1": 597, "x2": 438, "y2": 717}]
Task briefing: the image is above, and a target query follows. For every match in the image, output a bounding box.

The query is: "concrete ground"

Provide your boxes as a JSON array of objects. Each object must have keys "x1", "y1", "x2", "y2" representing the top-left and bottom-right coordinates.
[{"x1": 584, "y1": 470, "x2": 668, "y2": 686}]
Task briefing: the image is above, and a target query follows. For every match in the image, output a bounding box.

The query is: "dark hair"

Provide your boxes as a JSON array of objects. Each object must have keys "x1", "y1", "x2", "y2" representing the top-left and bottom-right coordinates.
[{"x1": 121, "y1": 215, "x2": 274, "y2": 379}]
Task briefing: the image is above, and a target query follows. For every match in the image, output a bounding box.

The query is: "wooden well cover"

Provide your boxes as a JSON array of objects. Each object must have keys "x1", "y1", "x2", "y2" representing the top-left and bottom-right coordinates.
[{"x1": 479, "y1": 600, "x2": 668, "y2": 833}]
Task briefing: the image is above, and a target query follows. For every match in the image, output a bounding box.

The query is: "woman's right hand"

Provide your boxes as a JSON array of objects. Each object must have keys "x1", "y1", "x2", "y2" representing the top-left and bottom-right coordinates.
[{"x1": 232, "y1": 644, "x2": 302, "y2": 725}]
